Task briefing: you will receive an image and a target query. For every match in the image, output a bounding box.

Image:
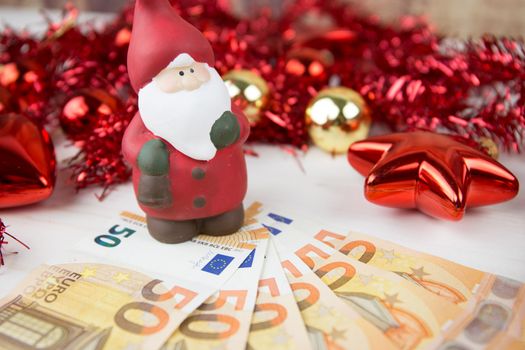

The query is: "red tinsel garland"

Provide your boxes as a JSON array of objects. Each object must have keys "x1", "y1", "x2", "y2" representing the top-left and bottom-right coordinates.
[
  {"x1": 0, "y1": 0, "x2": 524, "y2": 192},
  {"x1": 0, "y1": 219, "x2": 29, "y2": 266},
  {"x1": 0, "y1": 220, "x2": 5, "y2": 265}
]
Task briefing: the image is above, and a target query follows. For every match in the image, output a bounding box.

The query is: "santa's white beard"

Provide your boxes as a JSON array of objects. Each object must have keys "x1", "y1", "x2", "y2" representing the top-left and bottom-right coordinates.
[{"x1": 138, "y1": 67, "x2": 231, "y2": 161}]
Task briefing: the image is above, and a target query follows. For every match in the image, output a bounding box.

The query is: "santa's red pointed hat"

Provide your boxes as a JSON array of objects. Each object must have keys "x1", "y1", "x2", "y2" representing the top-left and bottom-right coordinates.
[{"x1": 128, "y1": 0, "x2": 215, "y2": 92}]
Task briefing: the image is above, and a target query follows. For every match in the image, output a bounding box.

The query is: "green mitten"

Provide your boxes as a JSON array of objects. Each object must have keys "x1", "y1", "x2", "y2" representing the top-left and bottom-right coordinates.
[
  {"x1": 137, "y1": 139, "x2": 170, "y2": 176},
  {"x1": 210, "y1": 111, "x2": 241, "y2": 150}
]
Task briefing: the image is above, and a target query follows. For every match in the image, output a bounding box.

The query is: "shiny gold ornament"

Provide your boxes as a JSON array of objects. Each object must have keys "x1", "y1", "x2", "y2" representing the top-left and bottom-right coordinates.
[
  {"x1": 479, "y1": 137, "x2": 499, "y2": 160},
  {"x1": 223, "y1": 70, "x2": 269, "y2": 125},
  {"x1": 306, "y1": 87, "x2": 371, "y2": 154}
]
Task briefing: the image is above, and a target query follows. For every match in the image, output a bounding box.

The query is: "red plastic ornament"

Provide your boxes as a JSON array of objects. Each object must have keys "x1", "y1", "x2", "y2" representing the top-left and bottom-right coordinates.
[
  {"x1": 348, "y1": 132, "x2": 519, "y2": 221},
  {"x1": 60, "y1": 89, "x2": 120, "y2": 138},
  {"x1": 0, "y1": 114, "x2": 56, "y2": 208},
  {"x1": 0, "y1": 60, "x2": 49, "y2": 126},
  {"x1": 0, "y1": 86, "x2": 11, "y2": 113}
]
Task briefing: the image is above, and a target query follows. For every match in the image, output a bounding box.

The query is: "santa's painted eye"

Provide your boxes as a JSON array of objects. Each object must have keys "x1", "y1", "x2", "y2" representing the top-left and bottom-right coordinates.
[
  {"x1": 179, "y1": 71, "x2": 184, "y2": 76},
  {"x1": 190, "y1": 68, "x2": 195, "y2": 73}
]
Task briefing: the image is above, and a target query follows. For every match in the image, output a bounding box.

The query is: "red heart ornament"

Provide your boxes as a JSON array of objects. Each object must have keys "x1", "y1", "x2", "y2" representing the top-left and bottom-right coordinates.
[{"x1": 0, "y1": 114, "x2": 56, "y2": 208}]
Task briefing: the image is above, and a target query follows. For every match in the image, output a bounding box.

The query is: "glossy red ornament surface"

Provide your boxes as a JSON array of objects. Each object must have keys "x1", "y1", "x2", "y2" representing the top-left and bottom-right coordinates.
[
  {"x1": 348, "y1": 132, "x2": 519, "y2": 220},
  {"x1": 60, "y1": 89, "x2": 120, "y2": 138},
  {"x1": 0, "y1": 114, "x2": 56, "y2": 208}
]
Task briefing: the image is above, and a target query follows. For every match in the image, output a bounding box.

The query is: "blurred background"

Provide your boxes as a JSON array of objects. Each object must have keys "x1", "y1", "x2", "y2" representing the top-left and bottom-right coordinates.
[{"x1": 0, "y1": 0, "x2": 524, "y2": 38}]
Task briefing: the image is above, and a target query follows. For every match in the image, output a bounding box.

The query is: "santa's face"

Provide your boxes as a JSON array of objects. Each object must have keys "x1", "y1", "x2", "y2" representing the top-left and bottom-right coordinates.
[
  {"x1": 138, "y1": 54, "x2": 231, "y2": 161},
  {"x1": 155, "y1": 61, "x2": 211, "y2": 92}
]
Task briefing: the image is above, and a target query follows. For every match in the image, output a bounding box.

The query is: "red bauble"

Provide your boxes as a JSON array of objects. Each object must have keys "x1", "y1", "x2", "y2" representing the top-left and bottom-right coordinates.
[
  {"x1": 348, "y1": 132, "x2": 519, "y2": 220},
  {"x1": 60, "y1": 89, "x2": 120, "y2": 138},
  {"x1": 0, "y1": 114, "x2": 56, "y2": 208}
]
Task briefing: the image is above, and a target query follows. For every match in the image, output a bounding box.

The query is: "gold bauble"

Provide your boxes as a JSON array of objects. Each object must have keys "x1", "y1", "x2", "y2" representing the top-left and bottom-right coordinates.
[
  {"x1": 223, "y1": 70, "x2": 269, "y2": 125},
  {"x1": 305, "y1": 87, "x2": 371, "y2": 154},
  {"x1": 479, "y1": 137, "x2": 499, "y2": 160}
]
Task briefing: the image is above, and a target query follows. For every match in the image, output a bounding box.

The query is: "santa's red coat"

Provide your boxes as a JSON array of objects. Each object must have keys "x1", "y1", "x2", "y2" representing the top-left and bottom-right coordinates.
[{"x1": 122, "y1": 104, "x2": 250, "y2": 221}]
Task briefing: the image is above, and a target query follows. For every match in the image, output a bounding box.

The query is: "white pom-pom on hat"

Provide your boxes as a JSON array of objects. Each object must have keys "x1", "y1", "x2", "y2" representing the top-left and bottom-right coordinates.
[{"x1": 167, "y1": 53, "x2": 196, "y2": 68}]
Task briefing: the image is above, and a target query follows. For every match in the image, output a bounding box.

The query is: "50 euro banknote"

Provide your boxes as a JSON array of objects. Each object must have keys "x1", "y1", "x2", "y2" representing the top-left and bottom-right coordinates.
[
  {"x1": 10, "y1": 211, "x2": 259, "y2": 350},
  {"x1": 162, "y1": 227, "x2": 270, "y2": 350},
  {"x1": 247, "y1": 241, "x2": 312, "y2": 350},
  {"x1": 315, "y1": 230, "x2": 525, "y2": 345},
  {"x1": 274, "y1": 240, "x2": 396, "y2": 350},
  {"x1": 252, "y1": 203, "x2": 525, "y2": 346},
  {"x1": 254, "y1": 208, "x2": 467, "y2": 350},
  {"x1": 0, "y1": 263, "x2": 197, "y2": 350}
]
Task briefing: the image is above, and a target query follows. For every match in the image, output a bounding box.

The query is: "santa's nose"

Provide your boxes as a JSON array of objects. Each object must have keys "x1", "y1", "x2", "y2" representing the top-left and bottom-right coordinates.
[
  {"x1": 180, "y1": 72, "x2": 203, "y2": 91},
  {"x1": 154, "y1": 63, "x2": 211, "y2": 93}
]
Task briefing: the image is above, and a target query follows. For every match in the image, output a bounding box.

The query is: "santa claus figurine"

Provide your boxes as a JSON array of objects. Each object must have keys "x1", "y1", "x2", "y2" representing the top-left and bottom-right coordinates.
[{"x1": 122, "y1": 0, "x2": 250, "y2": 243}]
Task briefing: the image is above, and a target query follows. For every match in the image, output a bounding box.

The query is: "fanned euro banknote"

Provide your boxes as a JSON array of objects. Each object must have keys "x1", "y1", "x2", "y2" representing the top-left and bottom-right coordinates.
[
  {"x1": 247, "y1": 241, "x2": 312, "y2": 350},
  {"x1": 253, "y1": 203, "x2": 525, "y2": 350},
  {"x1": 0, "y1": 212, "x2": 258, "y2": 349},
  {"x1": 0, "y1": 262, "x2": 210, "y2": 350},
  {"x1": 254, "y1": 206, "x2": 486, "y2": 349},
  {"x1": 313, "y1": 231, "x2": 525, "y2": 347},
  {"x1": 1, "y1": 204, "x2": 524, "y2": 350},
  {"x1": 274, "y1": 240, "x2": 397, "y2": 350},
  {"x1": 162, "y1": 226, "x2": 270, "y2": 349}
]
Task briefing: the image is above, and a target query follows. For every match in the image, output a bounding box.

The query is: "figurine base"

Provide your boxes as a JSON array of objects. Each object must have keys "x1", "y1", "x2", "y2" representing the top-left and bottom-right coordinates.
[{"x1": 146, "y1": 204, "x2": 244, "y2": 244}]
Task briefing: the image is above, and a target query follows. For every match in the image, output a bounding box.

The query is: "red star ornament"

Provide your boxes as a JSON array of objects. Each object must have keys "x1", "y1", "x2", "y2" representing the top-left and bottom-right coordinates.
[{"x1": 348, "y1": 132, "x2": 519, "y2": 220}]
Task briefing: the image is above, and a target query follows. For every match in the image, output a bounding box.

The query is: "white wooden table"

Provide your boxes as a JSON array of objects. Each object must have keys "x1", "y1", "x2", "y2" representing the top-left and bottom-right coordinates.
[{"x1": 1, "y1": 7, "x2": 524, "y2": 299}]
